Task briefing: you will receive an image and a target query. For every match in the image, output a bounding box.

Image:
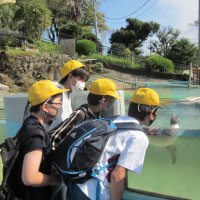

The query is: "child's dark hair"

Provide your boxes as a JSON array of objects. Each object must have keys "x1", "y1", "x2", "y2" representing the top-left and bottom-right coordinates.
[
  {"x1": 87, "y1": 93, "x2": 103, "y2": 106},
  {"x1": 128, "y1": 102, "x2": 157, "y2": 121},
  {"x1": 59, "y1": 67, "x2": 89, "y2": 84},
  {"x1": 87, "y1": 93, "x2": 113, "y2": 106},
  {"x1": 30, "y1": 102, "x2": 43, "y2": 113}
]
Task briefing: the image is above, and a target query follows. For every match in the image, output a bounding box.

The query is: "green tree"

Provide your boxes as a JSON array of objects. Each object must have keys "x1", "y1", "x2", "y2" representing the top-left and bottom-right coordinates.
[
  {"x1": 46, "y1": 0, "x2": 84, "y2": 41},
  {"x1": 150, "y1": 27, "x2": 180, "y2": 57},
  {"x1": 0, "y1": 4, "x2": 18, "y2": 30},
  {"x1": 46, "y1": 0, "x2": 107, "y2": 43},
  {"x1": 13, "y1": 0, "x2": 52, "y2": 41},
  {"x1": 110, "y1": 18, "x2": 160, "y2": 52},
  {"x1": 167, "y1": 38, "x2": 198, "y2": 65},
  {"x1": 109, "y1": 43, "x2": 126, "y2": 57}
]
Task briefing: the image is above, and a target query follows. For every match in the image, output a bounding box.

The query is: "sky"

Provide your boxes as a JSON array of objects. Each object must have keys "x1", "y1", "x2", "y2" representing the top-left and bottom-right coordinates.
[{"x1": 99, "y1": 0, "x2": 199, "y2": 54}]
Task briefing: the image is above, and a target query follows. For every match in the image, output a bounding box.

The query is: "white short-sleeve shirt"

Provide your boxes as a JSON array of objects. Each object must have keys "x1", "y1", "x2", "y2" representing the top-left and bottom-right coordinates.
[{"x1": 77, "y1": 116, "x2": 149, "y2": 200}]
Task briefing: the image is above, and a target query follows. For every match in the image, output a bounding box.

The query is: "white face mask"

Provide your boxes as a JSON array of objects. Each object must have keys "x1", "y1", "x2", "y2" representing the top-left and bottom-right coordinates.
[
  {"x1": 72, "y1": 80, "x2": 86, "y2": 92},
  {"x1": 44, "y1": 105, "x2": 63, "y2": 121}
]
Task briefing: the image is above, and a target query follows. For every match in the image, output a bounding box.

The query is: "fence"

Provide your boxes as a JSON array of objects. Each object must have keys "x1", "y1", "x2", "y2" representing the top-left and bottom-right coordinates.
[{"x1": 89, "y1": 73, "x2": 147, "y2": 90}]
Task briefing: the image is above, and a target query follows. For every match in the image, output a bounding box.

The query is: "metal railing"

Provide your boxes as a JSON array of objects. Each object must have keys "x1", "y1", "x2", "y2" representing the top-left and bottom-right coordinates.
[{"x1": 89, "y1": 73, "x2": 147, "y2": 90}]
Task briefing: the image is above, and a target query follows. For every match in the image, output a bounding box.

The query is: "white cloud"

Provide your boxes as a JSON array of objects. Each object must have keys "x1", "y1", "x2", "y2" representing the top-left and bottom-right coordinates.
[{"x1": 158, "y1": 0, "x2": 198, "y2": 44}]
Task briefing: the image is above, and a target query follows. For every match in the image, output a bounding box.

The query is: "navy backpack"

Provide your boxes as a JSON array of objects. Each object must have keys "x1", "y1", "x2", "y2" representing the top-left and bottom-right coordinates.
[{"x1": 51, "y1": 118, "x2": 144, "y2": 184}]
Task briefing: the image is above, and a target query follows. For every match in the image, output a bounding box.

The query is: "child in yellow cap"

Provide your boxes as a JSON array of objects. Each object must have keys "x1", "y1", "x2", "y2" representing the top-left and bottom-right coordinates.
[
  {"x1": 65, "y1": 77, "x2": 120, "y2": 123},
  {"x1": 9, "y1": 80, "x2": 68, "y2": 200},
  {"x1": 46, "y1": 60, "x2": 89, "y2": 131},
  {"x1": 128, "y1": 87, "x2": 160, "y2": 126},
  {"x1": 67, "y1": 88, "x2": 160, "y2": 200}
]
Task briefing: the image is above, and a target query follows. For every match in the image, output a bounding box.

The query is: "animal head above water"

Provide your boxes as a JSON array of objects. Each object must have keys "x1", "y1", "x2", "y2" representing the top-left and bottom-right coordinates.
[{"x1": 170, "y1": 115, "x2": 179, "y2": 125}]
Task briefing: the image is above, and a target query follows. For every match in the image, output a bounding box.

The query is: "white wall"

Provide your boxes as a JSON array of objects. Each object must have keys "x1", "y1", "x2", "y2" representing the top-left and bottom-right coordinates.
[
  {"x1": 4, "y1": 94, "x2": 27, "y2": 137},
  {"x1": 3, "y1": 90, "x2": 125, "y2": 136}
]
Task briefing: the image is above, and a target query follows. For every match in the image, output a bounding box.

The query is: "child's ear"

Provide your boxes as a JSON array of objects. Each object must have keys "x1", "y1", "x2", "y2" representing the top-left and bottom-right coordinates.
[
  {"x1": 150, "y1": 111, "x2": 156, "y2": 120},
  {"x1": 68, "y1": 73, "x2": 72, "y2": 79},
  {"x1": 41, "y1": 103, "x2": 48, "y2": 112}
]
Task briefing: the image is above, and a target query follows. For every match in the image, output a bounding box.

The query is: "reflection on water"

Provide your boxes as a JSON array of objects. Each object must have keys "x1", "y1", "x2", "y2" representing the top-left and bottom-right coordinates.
[{"x1": 128, "y1": 134, "x2": 200, "y2": 200}]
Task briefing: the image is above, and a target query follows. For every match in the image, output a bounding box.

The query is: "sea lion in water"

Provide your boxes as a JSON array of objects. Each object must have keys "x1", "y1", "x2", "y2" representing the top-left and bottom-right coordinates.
[{"x1": 145, "y1": 115, "x2": 179, "y2": 164}]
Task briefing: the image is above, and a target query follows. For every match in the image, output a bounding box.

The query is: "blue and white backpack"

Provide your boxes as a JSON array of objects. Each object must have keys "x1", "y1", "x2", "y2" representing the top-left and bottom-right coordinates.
[{"x1": 51, "y1": 117, "x2": 144, "y2": 184}]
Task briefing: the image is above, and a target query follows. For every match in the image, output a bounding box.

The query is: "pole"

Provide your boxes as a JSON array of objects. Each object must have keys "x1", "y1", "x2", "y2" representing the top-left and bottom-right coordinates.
[
  {"x1": 149, "y1": 39, "x2": 152, "y2": 55},
  {"x1": 93, "y1": 0, "x2": 99, "y2": 39},
  {"x1": 189, "y1": 63, "x2": 192, "y2": 85}
]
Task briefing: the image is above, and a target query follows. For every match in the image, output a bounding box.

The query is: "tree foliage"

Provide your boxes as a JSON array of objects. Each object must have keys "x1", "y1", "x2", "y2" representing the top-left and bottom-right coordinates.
[
  {"x1": 13, "y1": 0, "x2": 52, "y2": 40},
  {"x1": 150, "y1": 27, "x2": 180, "y2": 57},
  {"x1": 0, "y1": 4, "x2": 18, "y2": 30},
  {"x1": 0, "y1": 0, "x2": 52, "y2": 42},
  {"x1": 46, "y1": 0, "x2": 107, "y2": 43},
  {"x1": 110, "y1": 18, "x2": 160, "y2": 51},
  {"x1": 167, "y1": 38, "x2": 198, "y2": 65},
  {"x1": 109, "y1": 43, "x2": 126, "y2": 57}
]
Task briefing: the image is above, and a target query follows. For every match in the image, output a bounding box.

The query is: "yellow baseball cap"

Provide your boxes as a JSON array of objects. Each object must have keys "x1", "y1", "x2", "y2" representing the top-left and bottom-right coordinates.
[
  {"x1": 131, "y1": 88, "x2": 160, "y2": 106},
  {"x1": 60, "y1": 60, "x2": 85, "y2": 80},
  {"x1": 28, "y1": 80, "x2": 69, "y2": 106},
  {"x1": 89, "y1": 78, "x2": 120, "y2": 99}
]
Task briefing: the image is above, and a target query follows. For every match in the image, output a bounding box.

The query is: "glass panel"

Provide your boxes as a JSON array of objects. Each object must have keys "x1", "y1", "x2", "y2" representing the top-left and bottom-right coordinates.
[
  {"x1": 127, "y1": 133, "x2": 200, "y2": 199},
  {"x1": 125, "y1": 86, "x2": 200, "y2": 199}
]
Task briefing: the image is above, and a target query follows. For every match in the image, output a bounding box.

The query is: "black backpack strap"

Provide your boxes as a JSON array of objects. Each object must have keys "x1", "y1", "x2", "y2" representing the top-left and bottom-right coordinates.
[
  {"x1": 50, "y1": 109, "x2": 86, "y2": 151},
  {"x1": 77, "y1": 104, "x2": 96, "y2": 120},
  {"x1": 76, "y1": 104, "x2": 89, "y2": 120}
]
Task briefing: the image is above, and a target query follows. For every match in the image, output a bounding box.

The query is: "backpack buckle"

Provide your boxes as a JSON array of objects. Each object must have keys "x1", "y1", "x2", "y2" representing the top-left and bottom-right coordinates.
[{"x1": 91, "y1": 167, "x2": 100, "y2": 178}]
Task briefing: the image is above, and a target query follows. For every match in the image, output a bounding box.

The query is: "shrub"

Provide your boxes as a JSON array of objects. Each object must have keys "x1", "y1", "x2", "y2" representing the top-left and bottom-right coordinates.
[
  {"x1": 76, "y1": 39, "x2": 96, "y2": 56},
  {"x1": 93, "y1": 62, "x2": 104, "y2": 73},
  {"x1": 145, "y1": 54, "x2": 174, "y2": 73}
]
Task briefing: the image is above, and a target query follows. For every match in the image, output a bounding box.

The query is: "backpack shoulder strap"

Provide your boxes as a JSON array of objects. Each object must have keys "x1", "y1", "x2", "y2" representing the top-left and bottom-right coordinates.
[
  {"x1": 76, "y1": 104, "x2": 89, "y2": 120},
  {"x1": 50, "y1": 109, "x2": 86, "y2": 151},
  {"x1": 77, "y1": 104, "x2": 96, "y2": 120}
]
